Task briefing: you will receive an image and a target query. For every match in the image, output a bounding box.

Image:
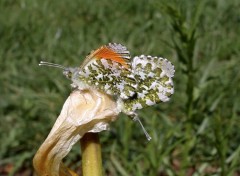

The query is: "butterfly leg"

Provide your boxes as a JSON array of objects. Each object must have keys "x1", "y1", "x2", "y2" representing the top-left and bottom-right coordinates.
[{"x1": 128, "y1": 112, "x2": 152, "y2": 141}]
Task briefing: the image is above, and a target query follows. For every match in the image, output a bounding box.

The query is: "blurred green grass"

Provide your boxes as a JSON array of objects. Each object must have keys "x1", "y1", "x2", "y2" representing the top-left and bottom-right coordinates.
[{"x1": 0, "y1": 0, "x2": 240, "y2": 175}]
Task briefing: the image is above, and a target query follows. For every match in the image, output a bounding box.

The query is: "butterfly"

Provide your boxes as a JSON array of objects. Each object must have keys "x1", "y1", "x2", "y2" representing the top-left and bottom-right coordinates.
[{"x1": 40, "y1": 43, "x2": 175, "y2": 140}]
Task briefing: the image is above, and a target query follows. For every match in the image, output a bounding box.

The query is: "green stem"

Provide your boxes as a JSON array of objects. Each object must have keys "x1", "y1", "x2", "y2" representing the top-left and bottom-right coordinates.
[
  {"x1": 80, "y1": 133, "x2": 103, "y2": 176},
  {"x1": 186, "y1": 66, "x2": 194, "y2": 119}
]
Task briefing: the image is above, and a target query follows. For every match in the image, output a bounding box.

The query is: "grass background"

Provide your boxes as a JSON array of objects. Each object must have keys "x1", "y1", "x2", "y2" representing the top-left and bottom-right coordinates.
[{"x1": 0, "y1": 0, "x2": 240, "y2": 175}]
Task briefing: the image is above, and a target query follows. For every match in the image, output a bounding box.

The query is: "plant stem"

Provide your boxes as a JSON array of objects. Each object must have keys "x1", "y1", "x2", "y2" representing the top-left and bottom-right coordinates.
[{"x1": 80, "y1": 133, "x2": 103, "y2": 176}]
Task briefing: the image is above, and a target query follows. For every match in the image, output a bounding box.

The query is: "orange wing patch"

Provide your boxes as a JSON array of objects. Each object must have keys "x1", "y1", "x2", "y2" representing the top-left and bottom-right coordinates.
[
  {"x1": 93, "y1": 46, "x2": 129, "y2": 68},
  {"x1": 82, "y1": 43, "x2": 131, "y2": 69}
]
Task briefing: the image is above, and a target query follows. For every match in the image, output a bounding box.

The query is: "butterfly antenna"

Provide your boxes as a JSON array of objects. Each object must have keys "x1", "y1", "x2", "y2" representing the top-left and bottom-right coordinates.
[
  {"x1": 132, "y1": 114, "x2": 152, "y2": 141},
  {"x1": 39, "y1": 61, "x2": 66, "y2": 69}
]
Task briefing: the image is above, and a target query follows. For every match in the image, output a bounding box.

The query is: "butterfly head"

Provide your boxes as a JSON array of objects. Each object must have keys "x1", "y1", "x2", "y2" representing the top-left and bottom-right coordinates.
[{"x1": 62, "y1": 67, "x2": 79, "y2": 79}]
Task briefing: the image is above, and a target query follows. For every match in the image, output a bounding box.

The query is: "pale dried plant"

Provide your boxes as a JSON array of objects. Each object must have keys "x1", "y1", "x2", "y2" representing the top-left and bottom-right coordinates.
[{"x1": 33, "y1": 89, "x2": 119, "y2": 176}]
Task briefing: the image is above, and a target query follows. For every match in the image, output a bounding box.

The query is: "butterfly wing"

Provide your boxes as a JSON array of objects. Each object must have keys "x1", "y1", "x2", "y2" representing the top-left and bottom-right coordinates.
[
  {"x1": 122, "y1": 55, "x2": 175, "y2": 113},
  {"x1": 77, "y1": 43, "x2": 138, "y2": 99},
  {"x1": 72, "y1": 44, "x2": 174, "y2": 115},
  {"x1": 81, "y1": 43, "x2": 131, "y2": 69}
]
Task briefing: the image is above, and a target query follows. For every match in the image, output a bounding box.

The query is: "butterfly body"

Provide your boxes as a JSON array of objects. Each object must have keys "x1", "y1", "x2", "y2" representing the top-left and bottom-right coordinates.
[
  {"x1": 40, "y1": 43, "x2": 175, "y2": 140},
  {"x1": 62, "y1": 43, "x2": 174, "y2": 116}
]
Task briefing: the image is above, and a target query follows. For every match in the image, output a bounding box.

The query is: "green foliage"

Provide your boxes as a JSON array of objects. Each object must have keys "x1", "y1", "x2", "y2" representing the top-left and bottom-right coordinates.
[{"x1": 0, "y1": 0, "x2": 240, "y2": 175}]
